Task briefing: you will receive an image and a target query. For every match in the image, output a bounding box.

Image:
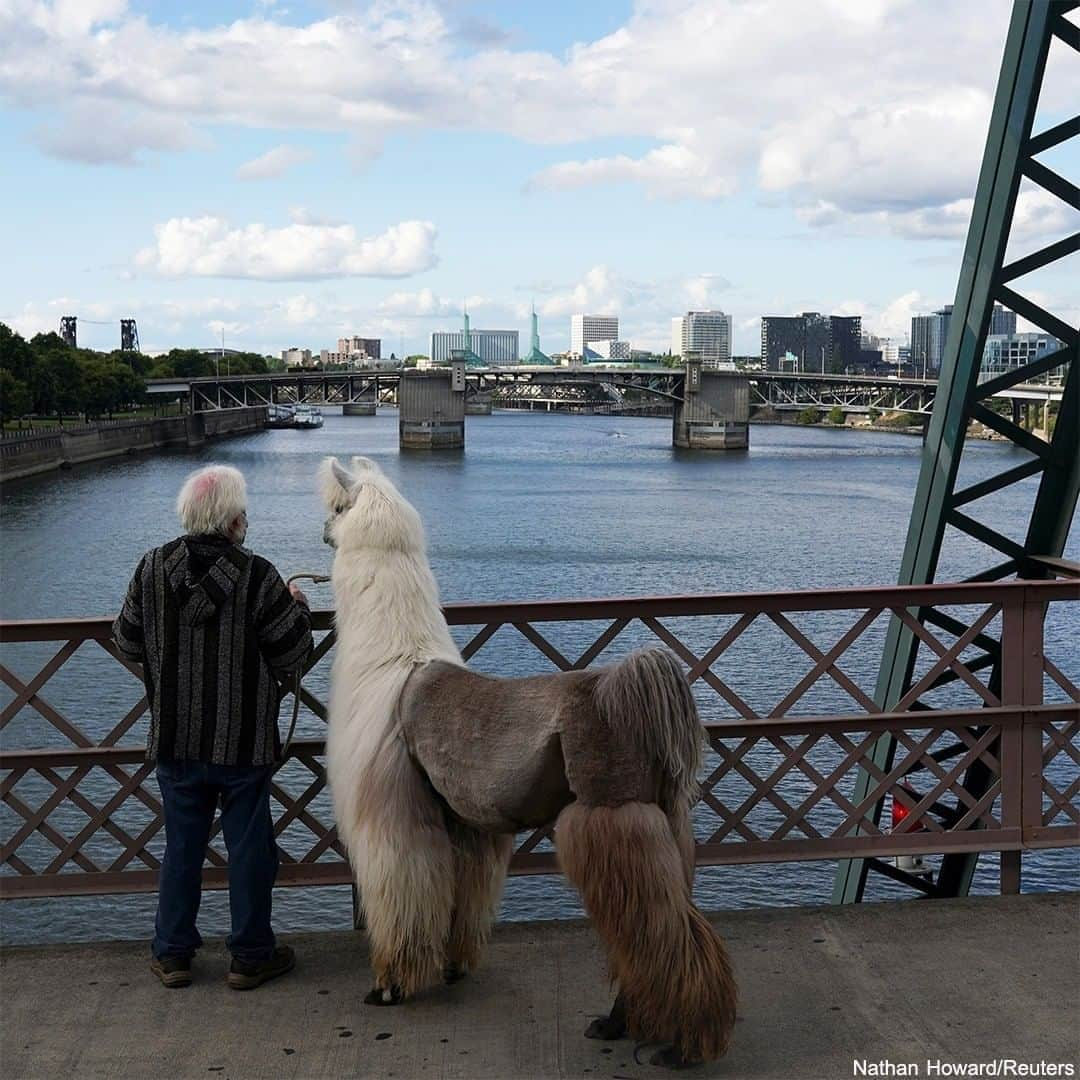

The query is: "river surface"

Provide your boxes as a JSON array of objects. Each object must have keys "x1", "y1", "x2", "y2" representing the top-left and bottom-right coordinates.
[{"x1": 1, "y1": 411, "x2": 1076, "y2": 945}]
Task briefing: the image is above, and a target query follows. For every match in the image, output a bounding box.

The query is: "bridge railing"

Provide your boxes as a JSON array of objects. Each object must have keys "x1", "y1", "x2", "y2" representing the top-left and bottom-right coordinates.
[{"x1": 1, "y1": 578, "x2": 1076, "y2": 899}]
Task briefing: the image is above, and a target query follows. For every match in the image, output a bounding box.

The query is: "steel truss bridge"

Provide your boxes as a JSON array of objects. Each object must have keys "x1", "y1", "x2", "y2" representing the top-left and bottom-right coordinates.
[{"x1": 146, "y1": 367, "x2": 1060, "y2": 416}]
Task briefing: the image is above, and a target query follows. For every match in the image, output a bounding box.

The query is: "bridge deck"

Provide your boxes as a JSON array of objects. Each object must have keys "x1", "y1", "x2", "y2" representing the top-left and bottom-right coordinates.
[{"x1": 2, "y1": 893, "x2": 1076, "y2": 1078}]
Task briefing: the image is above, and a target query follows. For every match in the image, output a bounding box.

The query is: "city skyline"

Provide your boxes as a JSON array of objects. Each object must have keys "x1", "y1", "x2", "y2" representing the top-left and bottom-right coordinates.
[{"x1": 1, "y1": 1, "x2": 1076, "y2": 358}]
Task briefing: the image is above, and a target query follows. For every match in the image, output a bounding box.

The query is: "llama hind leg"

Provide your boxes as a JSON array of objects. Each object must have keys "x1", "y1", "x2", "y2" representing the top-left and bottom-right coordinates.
[
  {"x1": 585, "y1": 991, "x2": 628, "y2": 1040},
  {"x1": 349, "y1": 742, "x2": 455, "y2": 1003},
  {"x1": 444, "y1": 823, "x2": 512, "y2": 982}
]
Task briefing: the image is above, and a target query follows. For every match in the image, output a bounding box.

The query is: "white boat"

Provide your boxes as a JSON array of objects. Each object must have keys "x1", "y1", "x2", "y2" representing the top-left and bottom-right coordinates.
[
  {"x1": 292, "y1": 404, "x2": 324, "y2": 429},
  {"x1": 265, "y1": 404, "x2": 297, "y2": 429}
]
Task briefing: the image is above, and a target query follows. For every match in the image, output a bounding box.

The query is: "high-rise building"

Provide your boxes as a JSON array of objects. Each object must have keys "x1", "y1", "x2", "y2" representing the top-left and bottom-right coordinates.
[
  {"x1": 910, "y1": 304, "x2": 955, "y2": 375},
  {"x1": 336, "y1": 336, "x2": 381, "y2": 360},
  {"x1": 831, "y1": 316, "x2": 862, "y2": 371},
  {"x1": 281, "y1": 347, "x2": 313, "y2": 367},
  {"x1": 671, "y1": 316, "x2": 685, "y2": 358},
  {"x1": 982, "y1": 332, "x2": 1064, "y2": 380},
  {"x1": 584, "y1": 339, "x2": 631, "y2": 361},
  {"x1": 760, "y1": 312, "x2": 859, "y2": 373},
  {"x1": 989, "y1": 303, "x2": 1017, "y2": 336},
  {"x1": 430, "y1": 328, "x2": 519, "y2": 365},
  {"x1": 571, "y1": 314, "x2": 618, "y2": 357},
  {"x1": 673, "y1": 310, "x2": 733, "y2": 368}
]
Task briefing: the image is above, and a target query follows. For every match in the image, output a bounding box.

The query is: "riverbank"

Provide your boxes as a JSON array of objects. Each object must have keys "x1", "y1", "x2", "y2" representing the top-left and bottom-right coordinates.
[
  {"x1": 0, "y1": 407, "x2": 267, "y2": 482},
  {"x1": 2, "y1": 893, "x2": 1075, "y2": 1079}
]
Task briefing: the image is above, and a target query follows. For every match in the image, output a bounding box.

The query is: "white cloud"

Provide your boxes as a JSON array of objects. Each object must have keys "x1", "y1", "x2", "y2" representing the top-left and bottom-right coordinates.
[
  {"x1": 282, "y1": 294, "x2": 319, "y2": 324},
  {"x1": 531, "y1": 140, "x2": 736, "y2": 201},
  {"x1": 684, "y1": 273, "x2": 732, "y2": 309},
  {"x1": 378, "y1": 288, "x2": 459, "y2": 318},
  {"x1": 797, "y1": 187, "x2": 1078, "y2": 244},
  {"x1": 236, "y1": 144, "x2": 313, "y2": 181},
  {"x1": 32, "y1": 103, "x2": 198, "y2": 165},
  {"x1": 5, "y1": 0, "x2": 1076, "y2": 232},
  {"x1": 134, "y1": 216, "x2": 438, "y2": 280}
]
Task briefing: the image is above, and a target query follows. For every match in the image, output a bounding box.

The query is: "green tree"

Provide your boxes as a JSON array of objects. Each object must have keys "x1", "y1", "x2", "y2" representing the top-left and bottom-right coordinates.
[
  {"x1": 80, "y1": 356, "x2": 145, "y2": 418},
  {"x1": 798, "y1": 406, "x2": 820, "y2": 425},
  {"x1": 0, "y1": 323, "x2": 35, "y2": 385},
  {"x1": 0, "y1": 368, "x2": 33, "y2": 423},
  {"x1": 827, "y1": 406, "x2": 845, "y2": 425},
  {"x1": 154, "y1": 349, "x2": 214, "y2": 379},
  {"x1": 868, "y1": 407, "x2": 881, "y2": 423},
  {"x1": 40, "y1": 348, "x2": 86, "y2": 418}
]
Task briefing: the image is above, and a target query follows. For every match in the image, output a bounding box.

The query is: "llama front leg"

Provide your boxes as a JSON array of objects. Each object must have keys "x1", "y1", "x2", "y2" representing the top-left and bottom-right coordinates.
[
  {"x1": 347, "y1": 741, "x2": 456, "y2": 1003},
  {"x1": 445, "y1": 824, "x2": 512, "y2": 983},
  {"x1": 357, "y1": 821, "x2": 454, "y2": 1003}
]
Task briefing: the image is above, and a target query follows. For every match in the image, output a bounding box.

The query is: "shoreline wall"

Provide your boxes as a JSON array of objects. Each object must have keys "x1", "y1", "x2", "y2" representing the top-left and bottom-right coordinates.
[{"x1": 0, "y1": 408, "x2": 267, "y2": 483}]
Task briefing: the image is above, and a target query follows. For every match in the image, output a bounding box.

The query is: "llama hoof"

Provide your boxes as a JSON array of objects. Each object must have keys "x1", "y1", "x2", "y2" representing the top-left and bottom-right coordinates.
[
  {"x1": 649, "y1": 1046, "x2": 696, "y2": 1069},
  {"x1": 584, "y1": 1015, "x2": 627, "y2": 1040},
  {"x1": 364, "y1": 985, "x2": 403, "y2": 1006},
  {"x1": 444, "y1": 962, "x2": 468, "y2": 985}
]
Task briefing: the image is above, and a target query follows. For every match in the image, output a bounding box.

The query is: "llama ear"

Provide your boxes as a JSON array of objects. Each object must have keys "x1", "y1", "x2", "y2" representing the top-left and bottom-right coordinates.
[
  {"x1": 350, "y1": 455, "x2": 380, "y2": 474},
  {"x1": 331, "y1": 458, "x2": 355, "y2": 492}
]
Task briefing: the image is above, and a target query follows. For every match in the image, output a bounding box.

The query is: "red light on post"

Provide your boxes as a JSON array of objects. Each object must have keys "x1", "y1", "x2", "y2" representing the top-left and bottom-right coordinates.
[{"x1": 891, "y1": 787, "x2": 922, "y2": 831}]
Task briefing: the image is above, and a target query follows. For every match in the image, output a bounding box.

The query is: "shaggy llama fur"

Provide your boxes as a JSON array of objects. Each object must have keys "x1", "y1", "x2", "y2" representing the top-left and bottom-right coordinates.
[{"x1": 320, "y1": 454, "x2": 737, "y2": 1063}]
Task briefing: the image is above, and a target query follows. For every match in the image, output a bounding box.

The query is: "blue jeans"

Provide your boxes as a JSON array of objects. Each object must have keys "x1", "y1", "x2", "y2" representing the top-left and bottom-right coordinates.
[{"x1": 153, "y1": 759, "x2": 279, "y2": 964}]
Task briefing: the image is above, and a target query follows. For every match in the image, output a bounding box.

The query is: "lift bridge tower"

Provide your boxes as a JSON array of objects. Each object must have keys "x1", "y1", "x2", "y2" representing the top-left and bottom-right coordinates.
[
  {"x1": 57, "y1": 317, "x2": 140, "y2": 353},
  {"x1": 834, "y1": 0, "x2": 1079, "y2": 904}
]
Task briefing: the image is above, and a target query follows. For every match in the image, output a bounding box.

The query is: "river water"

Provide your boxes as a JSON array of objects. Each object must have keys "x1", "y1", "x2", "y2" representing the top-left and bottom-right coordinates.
[{"x1": 1, "y1": 411, "x2": 1076, "y2": 945}]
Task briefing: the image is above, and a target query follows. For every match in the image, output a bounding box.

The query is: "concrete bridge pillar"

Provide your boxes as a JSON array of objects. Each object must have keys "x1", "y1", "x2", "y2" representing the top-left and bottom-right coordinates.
[
  {"x1": 398, "y1": 363, "x2": 465, "y2": 450},
  {"x1": 672, "y1": 360, "x2": 750, "y2": 450},
  {"x1": 465, "y1": 390, "x2": 493, "y2": 415},
  {"x1": 343, "y1": 384, "x2": 378, "y2": 416}
]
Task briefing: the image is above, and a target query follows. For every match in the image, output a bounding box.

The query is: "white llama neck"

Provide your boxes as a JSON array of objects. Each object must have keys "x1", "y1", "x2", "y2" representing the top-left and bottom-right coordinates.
[{"x1": 332, "y1": 547, "x2": 461, "y2": 668}]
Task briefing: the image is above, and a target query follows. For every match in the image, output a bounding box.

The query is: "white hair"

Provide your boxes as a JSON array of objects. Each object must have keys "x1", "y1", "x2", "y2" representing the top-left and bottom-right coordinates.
[{"x1": 176, "y1": 465, "x2": 247, "y2": 537}]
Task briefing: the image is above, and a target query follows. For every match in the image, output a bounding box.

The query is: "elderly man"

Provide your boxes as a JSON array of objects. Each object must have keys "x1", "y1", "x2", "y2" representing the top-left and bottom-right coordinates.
[{"x1": 113, "y1": 464, "x2": 313, "y2": 990}]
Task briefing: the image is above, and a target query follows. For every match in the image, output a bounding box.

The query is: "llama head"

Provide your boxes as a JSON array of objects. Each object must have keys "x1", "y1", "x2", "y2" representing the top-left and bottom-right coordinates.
[{"x1": 318, "y1": 456, "x2": 425, "y2": 554}]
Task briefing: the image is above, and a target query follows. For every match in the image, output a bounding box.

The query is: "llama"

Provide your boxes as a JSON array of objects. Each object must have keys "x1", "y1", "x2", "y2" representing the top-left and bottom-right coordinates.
[{"x1": 320, "y1": 455, "x2": 737, "y2": 1067}]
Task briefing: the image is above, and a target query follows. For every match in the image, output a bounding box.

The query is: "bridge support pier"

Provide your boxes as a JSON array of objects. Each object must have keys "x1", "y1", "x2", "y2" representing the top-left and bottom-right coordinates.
[
  {"x1": 465, "y1": 392, "x2": 492, "y2": 415},
  {"x1": 399, "y1": 364, "x2": 465, "y2": 450},
  {"x1": 672, "y1": 361, "x2": 750, "y2": 450},
  {"x1": 343, "y1": 389, "x2": 377, "y2": 416}
]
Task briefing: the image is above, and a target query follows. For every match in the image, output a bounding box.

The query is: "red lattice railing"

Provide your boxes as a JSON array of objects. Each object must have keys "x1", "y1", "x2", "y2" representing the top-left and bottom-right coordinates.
[{"x1": 2, "y1": 578, "x2": 1077, "y2": 899}]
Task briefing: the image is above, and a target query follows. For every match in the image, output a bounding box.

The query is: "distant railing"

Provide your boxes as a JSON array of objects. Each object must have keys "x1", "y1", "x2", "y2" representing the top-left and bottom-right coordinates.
[
  {"x1": 1, "y1": 579, "x2": 1077, "y2": 900},
  {"x1": 1, "y1": 417, "x2": 160, "y2": 442}
]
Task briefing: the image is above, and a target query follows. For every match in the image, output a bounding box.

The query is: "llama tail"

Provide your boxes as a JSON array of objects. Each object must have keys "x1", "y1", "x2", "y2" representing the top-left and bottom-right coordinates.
[
  {"x1": 556, "y1": 800, "x2": 737, "y2": 1063},
  {"x1": 594, "y1": 647, "x2": 703, "y2": 814}
]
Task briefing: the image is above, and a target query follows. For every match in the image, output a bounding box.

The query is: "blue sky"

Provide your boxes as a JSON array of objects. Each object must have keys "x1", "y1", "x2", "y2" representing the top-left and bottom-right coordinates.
[{"x1": 1, "y1": 0, "x2": 1076, "y2": 357}]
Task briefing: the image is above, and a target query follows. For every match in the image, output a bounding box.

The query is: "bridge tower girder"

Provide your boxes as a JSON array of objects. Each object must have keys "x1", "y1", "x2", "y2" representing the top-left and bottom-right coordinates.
[
  {"x1": 59, "y1": 317, "x2": 77, "y2": 348},
  {"x1": 834, "y1": 0, "x2": 1079, "y2": 904}
]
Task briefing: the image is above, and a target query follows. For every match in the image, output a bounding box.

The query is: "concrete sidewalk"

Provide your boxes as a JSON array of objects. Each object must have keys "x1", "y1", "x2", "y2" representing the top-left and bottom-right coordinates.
[{"x1": 2, "y1": 893, "x2": 1077, "y2": 1080}]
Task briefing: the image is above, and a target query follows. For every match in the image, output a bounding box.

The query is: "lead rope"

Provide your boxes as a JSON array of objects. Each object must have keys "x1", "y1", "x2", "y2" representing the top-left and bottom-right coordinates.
[{"x1": 279, "y1": 573, "x2": 332, "y2": 770}]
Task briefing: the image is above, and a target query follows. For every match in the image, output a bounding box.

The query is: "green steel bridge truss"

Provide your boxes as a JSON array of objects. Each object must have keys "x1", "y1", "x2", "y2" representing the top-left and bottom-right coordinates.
[{"x1": 833, "y1": 0, "x2": 1079, "y2": 903}]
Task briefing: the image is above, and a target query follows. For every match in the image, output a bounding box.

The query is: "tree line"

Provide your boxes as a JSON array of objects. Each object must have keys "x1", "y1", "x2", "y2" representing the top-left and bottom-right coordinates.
[{"x1": 0, "y1": 322, "x2": 272, "y2": 423}]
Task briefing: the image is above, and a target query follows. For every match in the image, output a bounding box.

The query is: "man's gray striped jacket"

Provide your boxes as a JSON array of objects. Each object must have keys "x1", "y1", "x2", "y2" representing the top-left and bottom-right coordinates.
[{"x1": 113, "y1": 535, "x2": 314, "y2": 766}]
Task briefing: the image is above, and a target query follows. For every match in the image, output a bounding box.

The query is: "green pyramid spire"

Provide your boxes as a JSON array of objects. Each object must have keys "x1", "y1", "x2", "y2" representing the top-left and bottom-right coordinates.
[
  {"x1": 524, "y1": 303, "x2": 552, "y2": 365},
  {"x1": 460, "y1": 306, "x2": 483, "y2": 367}
]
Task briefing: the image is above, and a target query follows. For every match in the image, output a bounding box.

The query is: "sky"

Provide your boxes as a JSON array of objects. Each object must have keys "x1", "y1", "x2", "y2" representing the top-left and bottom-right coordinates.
[{"x1": 0, "y1": 0, "x2": 1077, "y2": 358}]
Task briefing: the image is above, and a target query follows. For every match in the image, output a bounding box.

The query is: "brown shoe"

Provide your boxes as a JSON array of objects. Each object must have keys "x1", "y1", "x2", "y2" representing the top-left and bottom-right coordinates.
[
  {"x1": 151, "y1": 955, "x2": 192, "y2": 988},
  {"x1": 227, "y1": 945, "x2": 295, "y2": 990}
]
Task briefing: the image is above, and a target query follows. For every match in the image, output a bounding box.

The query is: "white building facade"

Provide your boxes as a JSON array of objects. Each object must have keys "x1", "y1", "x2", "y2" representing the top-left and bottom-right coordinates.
[
  {"x1": 281, "y1": 347, "x2": 313, "y2": 367},
  {"x1": 674, "y1": 310, "x2": 732, "y2": 368},
  {"x1": 671, "y1": 317, "x2": 686, "y2": 357},
  {"x1": 571, "y1": 314, "x2": 619, "y2": 357},
  {"x1": 981, "y1": 332, "x2": 1065, "y2": 380},
  {"x1": 430, "y1": 329, "x2": 520, "y2": 365},
  {"x1": 585, "y1": 339, "x2": 631, "y2": 361}
]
